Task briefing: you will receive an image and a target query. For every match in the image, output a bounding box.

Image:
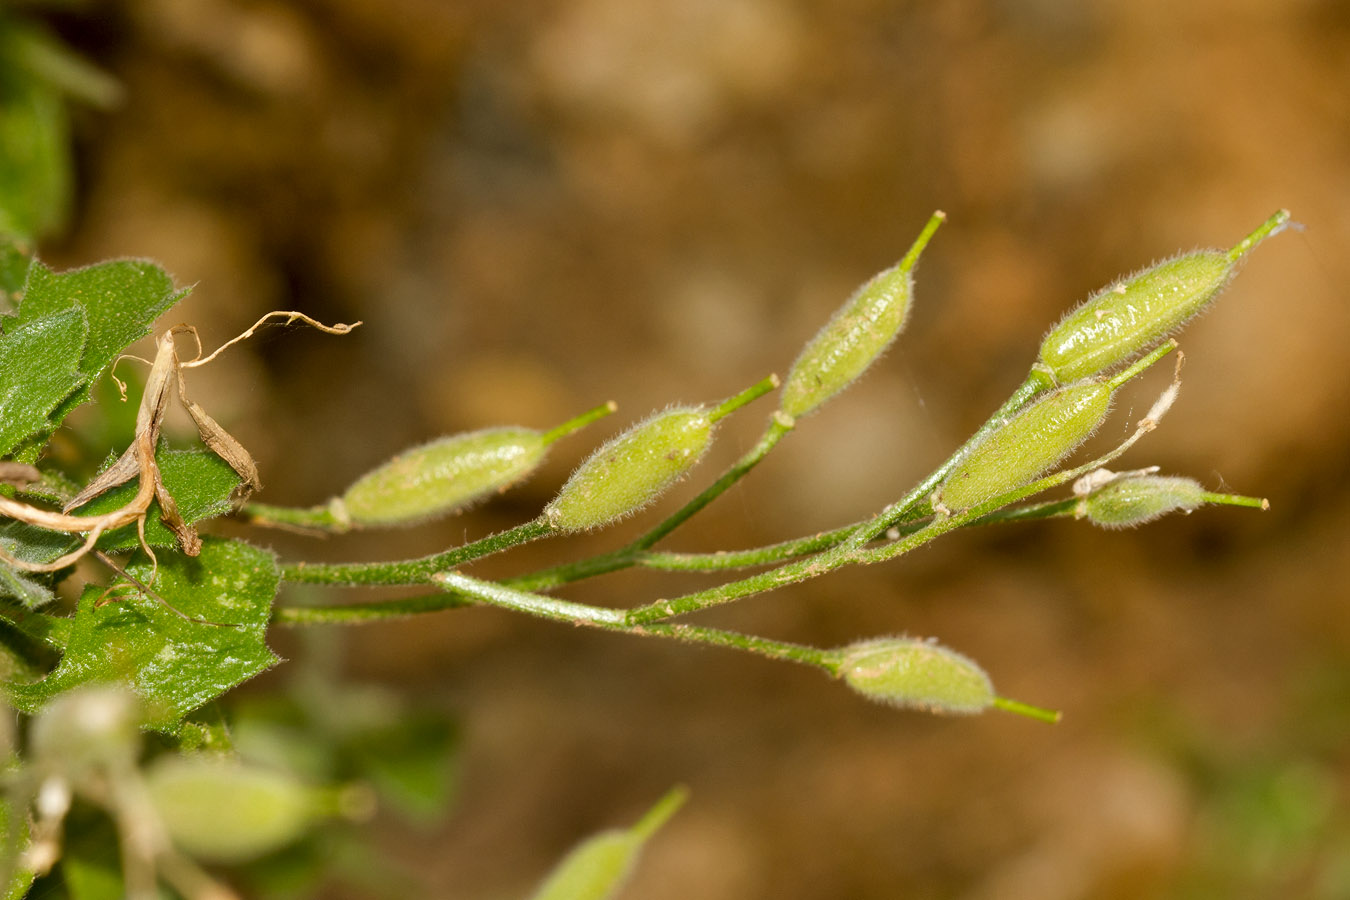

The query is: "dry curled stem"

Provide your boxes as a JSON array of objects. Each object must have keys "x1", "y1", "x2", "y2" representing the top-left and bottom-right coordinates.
[{"x1": 0, "y1": 312, "x2": 359, "y2": 574}]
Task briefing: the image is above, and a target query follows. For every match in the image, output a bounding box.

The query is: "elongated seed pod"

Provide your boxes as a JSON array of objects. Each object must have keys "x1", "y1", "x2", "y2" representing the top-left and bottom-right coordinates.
[
  {"x1": 147, "y1": 757, "x2": 318, "y2": 863},
  {"x1": 839, "y1": 637, "x2": 994, "y2": 714},
  {"x1": 779, "y1": 212, "x2": 944, "y2": 418},
  {"x1": 545, "y1": 407, "x2": 714, "y2": 532},
  {"x1": 339, "y1": 427, "x2": 548, "y2": 527},
  {"x1": 934, "y1": 380, "x2": 1112, "y2": 513},
  {"x1": 528, "y1": 787, "x2": 685, "y2": 900},
  {"x1": 1038, "y1": 210, "x2": 1289, "y2": 383},
  {"x1": 1082, "y1": 473, "x2": 1206, "y2": 528}
]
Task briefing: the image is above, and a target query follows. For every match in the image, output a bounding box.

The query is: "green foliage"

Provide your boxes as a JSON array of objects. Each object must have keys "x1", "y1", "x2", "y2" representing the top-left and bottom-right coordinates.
[
  {"x1": 6, "y1": 539, "x2": 279, "y2": 731},
  {"x1": 4, "y1": 257, "x2": 185, "y2": 426},
  {"x1": 0, "y1": 306, "x2": 86, "y2": 456}
]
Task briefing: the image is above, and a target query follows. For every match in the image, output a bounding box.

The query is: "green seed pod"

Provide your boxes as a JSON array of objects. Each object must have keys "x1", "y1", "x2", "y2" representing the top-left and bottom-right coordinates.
[
  {"x1": 934, "y1": 380, "x2": 1112, "y2": 513},
  {"x1": 1081, "y1": 473, "x2": 1206, "y2": 528},
  {"x1": 529, "y1": 829, "x2": 643, "y2": 900},
  {"x1": 146, "y1": 757, "x2": 318, "y2": 863},
  {"x1": 1038, "y1": 210, "x2": 1289, "y2": 384},
  {"x1": 545, "y1": 407, "x2": 713, "y2": 532},
  {"x1": 779, "y1": 212, "x2": 944, "y2": 418},
  {"x1": 340, "y1": 427, "x2": 548, "y2": 527},
  {"x1": 528, "y1": 787, "x2": 686, "y2": 900},
  {"x1": 838, "y1": 637, "x2": 994, "y2": 715},
  {"x1": 336, "y1": 403, "x2": 614, "y2": 528}
]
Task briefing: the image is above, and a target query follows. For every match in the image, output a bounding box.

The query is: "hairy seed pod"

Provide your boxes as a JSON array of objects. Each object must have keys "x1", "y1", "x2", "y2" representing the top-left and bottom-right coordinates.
[
  {"x1": 545, "y1": 407, "x2": 713, "y2": 532},
  {"x1": 530, "y1": 829, "x2": 646, "y2": 900},
  {"x1": 529, "y1": 787, "x2": 685, "y2": 900},
  {"x1": 147, "y1": 757, "x2": 318, "y2": 863},
  {"x1": 1038, "y1": 210, "x2": 1289, "y2": 384},
  {"x1": 934, "y1": 380, "x2": 1112, "y2": 513},
  {"x1": 779, "y1": 212, "x2": 944, "y2": 418},
  {"x1": 839, "y1": 637, "x2": 994, "y2": 715},
  {"x1": 1082, "y1": 473, "x2": 1206, "y2": 528},
  {"x1": 339, "y1": 427, "x2": 548, "y2": 527}
]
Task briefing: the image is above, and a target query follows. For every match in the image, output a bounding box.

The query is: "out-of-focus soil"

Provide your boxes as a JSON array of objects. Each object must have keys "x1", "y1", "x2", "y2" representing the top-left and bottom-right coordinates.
[{"x1": 42, "y1": 1, "x2": 1350, "y2": 897}]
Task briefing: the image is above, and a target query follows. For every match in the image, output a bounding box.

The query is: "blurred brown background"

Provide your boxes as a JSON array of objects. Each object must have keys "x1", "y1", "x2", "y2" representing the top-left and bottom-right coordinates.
[{"x1": 38, "y1": 0, "x2": 1350, "y2": 897}]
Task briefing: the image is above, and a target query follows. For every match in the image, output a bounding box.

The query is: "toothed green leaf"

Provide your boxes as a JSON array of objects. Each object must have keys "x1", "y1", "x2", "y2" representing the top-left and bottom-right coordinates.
[
  {"x1": 2, "y1": 256, "x2": 185, "y2": 432},
  {"x1": 0, "y1": 305, "x2": 87, "y2": 456},
  {"x1": 5, "y1": 538, "x2": 280, "y2": 730}
]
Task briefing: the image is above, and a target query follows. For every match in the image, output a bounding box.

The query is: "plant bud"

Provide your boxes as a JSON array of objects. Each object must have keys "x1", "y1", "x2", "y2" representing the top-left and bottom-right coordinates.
[
  {"x1": 838, "y1": 637, "x2": 994, "y2": 714},
  {"x1": 545, "y1": 407, "x2": 714, "y2": 532},
  {"x1": 339, "y1": 427, "x2": 548, "y2": 527},
  {"x1": 779, "y1": 212, "x2": 944, "y2": 418},
  {"x1": 1038, "y1": 210, "x2": 1289, "y2": 384},
  {"x1": 146, "y1": 756, "x2": 319, "y2": 863},
  {"x1": 1080, "y1": 473, "x2": 1206, "y2": 528},
  {"x1": 934, "y1": 380, "x2": 1112, "y2": 513}
]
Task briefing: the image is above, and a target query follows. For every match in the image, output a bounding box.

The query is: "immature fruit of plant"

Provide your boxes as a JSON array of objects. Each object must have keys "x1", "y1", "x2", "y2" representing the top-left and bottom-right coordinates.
[
  {"x1": 934, "y1": 379, "x2": 1112, "y2": 514},
  {"x1": 340, "y1": 427, "x2": 549, "y2": 527},
  {"x1": 1080, "y1": 473, "x2": 1207, "y2": 528},
  {"x1": 146, "y1": 756, "x2": 318, "y2": 863},
  {"x1": 1038, "y1": 210, "x2": 1289, "y2": 384},
  {"x1": 779, "y1": 212, "x2": 944, "y2": 418},
  {"x1": 545, "y1": 407, "x2": 714, "y2": 532},
  {"x1": 838, "y1": 637, "x2": 994, "y2": 714},
  {"x1": 528, "y1": 786, "x2": 686, "y2": 900},
  {"x1": 337, "y1": 403, "x2": 612, "y2": 528}
]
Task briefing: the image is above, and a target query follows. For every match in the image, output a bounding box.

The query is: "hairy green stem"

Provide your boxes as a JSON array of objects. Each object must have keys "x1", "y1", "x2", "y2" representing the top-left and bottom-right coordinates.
[
  {"x1": 635, "y1": 498, "x2": 1080, "y2": 573},
  {"x1": 281, "y1": 518, "x2": 551, "y2": 586},
  {"x1": 273, "y1": 571, "x2": 835, "y2": 673}
]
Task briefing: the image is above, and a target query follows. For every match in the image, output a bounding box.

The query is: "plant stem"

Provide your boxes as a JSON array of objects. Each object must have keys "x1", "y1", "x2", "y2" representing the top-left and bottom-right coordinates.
[
  {"x1": 540, "y1": 401, "x2": 619, "y2": 444},
  {"x1": 710, "y1": 375, "x2": 780, "y2": 423},
  {"x1": 271, "y1": 592, "x2": 475, "y2": 624},
  {"x1": 280, "y1": 518, "x2": 551, "y2": 586},
  {"x1": 634, "y1": 498, "x2": 1081, "y2": 573},
  {"x1": 274, "y1": 570, "x2": 836, "y2": 673},
  {"x1": 992, "y1": 697, "x2": 1061, "y2": 723},
  {"x1": 242, "y1": 500, "x2": 349, "y2": 533},
  {"x1": 1202, "y1": 491, "x2": 1269, "y2": 510}
]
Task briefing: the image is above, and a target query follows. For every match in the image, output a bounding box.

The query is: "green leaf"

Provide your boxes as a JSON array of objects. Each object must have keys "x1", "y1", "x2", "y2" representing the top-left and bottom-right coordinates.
[
  {"x1": 85, "y1": 446, "x2": 244, "y2": 551},
  {"x1": 5, "y1": 538, "x2": 281, "y2": 730},
  {"x1": 4, "y1": 256, "x2": 185, "y2": 426},
  {"x1": 0, "y1": 446, "x2": 244, "y2": 568},
  {"x1": 0, "y1": 305, "x2": 87, "y2": 456},
  {"x1": 0, "y1": 564, "x2": 53, "y2": 609}
]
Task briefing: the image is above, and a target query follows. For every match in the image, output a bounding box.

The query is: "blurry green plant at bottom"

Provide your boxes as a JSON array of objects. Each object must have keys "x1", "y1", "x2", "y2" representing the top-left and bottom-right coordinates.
[{"x1": 1151, "y1": 657, "x2": 1350, "y2": 900}]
